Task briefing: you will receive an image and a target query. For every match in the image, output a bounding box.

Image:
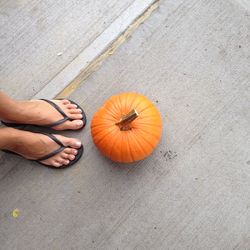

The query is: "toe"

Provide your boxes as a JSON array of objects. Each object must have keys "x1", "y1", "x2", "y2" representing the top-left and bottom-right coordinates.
[
  {"x1": 61, "y1": 99, "x2": 70, "y2": 105},
  {"x1": 68, "y1": 113, "x2": 83, "y2": 120},
  {"x1": 53, "y1": 119, "x2": 84, "y2": 130},
  {"x1": 55, "y1": 157, "x2": 70, "y2": 166},
  {"x1": 61, "y1": 152, "x2": 70, "y2": 159},
  {"x1": 53, "y1": 161, "x2": 63, "y2": 168},
  {"x1": 68, "y1": 154, "x2": 75, "y2": 161},
  {"x1": 66, "y1": 138, "x2": 82, "y2": 149},
  {"x1": 66, "y1": 120, "x2": 84, "y2": 130},
  {"x1": 66, "y1": 104, "x2": 77, "y2": 109},
  {"x1": 57, "y1": 136, "x2": 81, "y2": 149},
  {"x1": 62, "y1": 159, "x2": 70, "y2": 165},
  {"x1": 61, "y1": 152, "x2": 75, "y2": 161},
  {"x1": 55, "y1": 157, "x2": 64, "y2": 164},
  {"x1": 69, "y1": 108, "x2": 82, "y2": 114},
  {"x1": 64, "y1": 148, "x2": 78, "y2": 155}
]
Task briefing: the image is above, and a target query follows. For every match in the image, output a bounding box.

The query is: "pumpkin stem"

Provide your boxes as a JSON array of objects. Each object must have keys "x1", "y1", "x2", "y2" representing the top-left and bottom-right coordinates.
[{"x1": 116, "y1": 109, "x2": 139, "y2": 131}]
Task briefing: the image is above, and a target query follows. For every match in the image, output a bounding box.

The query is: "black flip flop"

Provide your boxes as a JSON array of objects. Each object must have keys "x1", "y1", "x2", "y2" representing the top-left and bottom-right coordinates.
[
  {"x1": 2, "y1": 133, "x2": 84, "y2": 168},
  {"x1": 1, "y1": 99, "x2": 87, "y2": 130}
]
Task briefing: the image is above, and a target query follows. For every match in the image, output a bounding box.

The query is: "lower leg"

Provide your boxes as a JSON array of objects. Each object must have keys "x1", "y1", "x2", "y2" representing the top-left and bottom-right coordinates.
[
  {"x1": 0, "y1": 91, "x2": 20, "y2": 120},
  {"x1": 0, "y1": 127, "x2": 18, "y2": 150},
  {"x1": 0, "y1": 127, "x2": 53, "y2": 159}
]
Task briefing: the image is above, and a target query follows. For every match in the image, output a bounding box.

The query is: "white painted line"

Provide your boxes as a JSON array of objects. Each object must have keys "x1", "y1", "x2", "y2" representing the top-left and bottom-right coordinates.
[{"x1": 33, "y1": 0, "x2": 156, "y2": 100}]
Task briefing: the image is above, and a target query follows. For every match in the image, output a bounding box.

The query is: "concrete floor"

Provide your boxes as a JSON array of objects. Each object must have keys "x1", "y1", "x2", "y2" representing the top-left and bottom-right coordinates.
[
  {"x1": 0, "y1": 0, "x2": 135, "y2": 99},
  {"x1": 0, "y1": 0, "x2": 250, "y2": 249}
]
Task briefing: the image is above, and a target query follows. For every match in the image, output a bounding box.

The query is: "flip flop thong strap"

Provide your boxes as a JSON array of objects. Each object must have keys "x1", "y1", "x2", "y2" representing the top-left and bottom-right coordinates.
[
  {"x1": 40, "y1": 99, "x2": 71, "y2": 127},
  {"x1": 41, "y1": 99, "x2": 68, "y2": 118},
  {"x1": 44, "y1": 133, "x2": 65, "y2": 147},
  {"x1": 36, "y1": 133, "x2": 65, "y2": 162},
  {"x1": 41, "y1": 117, "x2": 70, "y2": 128},
  {"x1": 37, "y1": 146, "x2": 65, "y2": 162}
]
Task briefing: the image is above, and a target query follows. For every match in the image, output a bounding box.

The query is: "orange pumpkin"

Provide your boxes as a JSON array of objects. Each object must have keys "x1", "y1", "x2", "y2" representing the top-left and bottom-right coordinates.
[{"x1": 91, "y1": 93, "x2": 162, "y2": 163}]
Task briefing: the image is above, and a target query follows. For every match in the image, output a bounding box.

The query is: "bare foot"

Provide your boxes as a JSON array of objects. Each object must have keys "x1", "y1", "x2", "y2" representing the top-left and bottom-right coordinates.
[
  {"x1": 4, "y1": 128, "x2": 82, "y2": 167},
  {"x1": 3, "y1": 99, "x2": 84, "y2": 130}
]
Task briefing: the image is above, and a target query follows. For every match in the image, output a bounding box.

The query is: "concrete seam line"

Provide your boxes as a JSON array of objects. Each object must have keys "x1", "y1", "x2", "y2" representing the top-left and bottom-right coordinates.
[
  {"x1": 33, "y1": 0, "x2": 160, "y2": 100},
  {"x1": 57, "y1": 0, "x2": 160, "y2": 98}
]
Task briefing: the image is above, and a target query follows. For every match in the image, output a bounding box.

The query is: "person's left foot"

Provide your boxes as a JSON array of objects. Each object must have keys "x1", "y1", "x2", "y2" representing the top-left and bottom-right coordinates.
[{"x1": 2, "y1": 128, "x2": 82, "y2": 167}]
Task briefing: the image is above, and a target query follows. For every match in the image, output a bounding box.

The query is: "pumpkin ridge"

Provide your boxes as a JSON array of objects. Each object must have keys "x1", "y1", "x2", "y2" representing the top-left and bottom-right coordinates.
[
  {"x1": 118, "y1": 94, "x2": 127, "y2": 116},
  {"x1": 137, "y1": 104, "x2": 155, "y2": 114},
  {"x1": 136, "y1": 113, "x2": 161, "y2": 119},
  {"x1": 104, "y1": 104, "x2": 121, "y2": 120},
  {"x1": 109, "y1": 131, "x2": 122, "y2": 160},
  {"x1": 92, "y1": 127, "x2": 118, "y2": 144},
  {"x1": 126, "y1": 131, "x2": 135, "y2": 162},
  {"x1": 134, "y1": 122, "x2": 162, "y2": 128},
  {"x1": 124, "y1": 93, "x2": 130, "y2": 112},
  {"x1": 126, "y1": 93, "x2": 140, "y2": 113},
  {"x1": 106, "y1": 98, "x2": 122, "y2": 117},
  {"x1": 133, "y1": 129, "x2": 156, "y2": 149},
  {"x1": 91, "y1": 117, "x2": 116, "y2": 127},
  {"x1": 131, "y1": 96, "x2": 144, "y2": 110},
  {"x1": 112, "y1": 95, "x2": 124, "y2": 116},
  {"x1": 136, "y1": 127, "x2": 162, "y2": 140},
  {"x1": 121, "y1": 133, "x2": 127, "y2": 162},
  {"x1": 103, "y1": 108, "x2": 119, "y2": 120},
  {"x1": 131, "y1": 130, "x2": 150, "y2": 157},
  {"x1": 91, "y1": 125, "x2": 116, "y2": 135},
  {"x1": 128, "y1": 93, "x2": 140, "y2": 112}
]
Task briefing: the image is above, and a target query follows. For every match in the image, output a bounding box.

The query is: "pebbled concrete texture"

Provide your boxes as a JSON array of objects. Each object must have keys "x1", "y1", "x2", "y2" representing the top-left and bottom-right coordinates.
[{"x1": 0, "y1": 0, "x2": 250, "y2": 249}]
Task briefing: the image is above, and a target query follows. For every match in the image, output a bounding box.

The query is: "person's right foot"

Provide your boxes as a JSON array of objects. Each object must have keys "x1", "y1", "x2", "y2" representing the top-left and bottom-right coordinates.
[
  {"x1": 3, "y1": 128, "x2": 82, "y2": 167},
  {"x1": 2, "y1": 98, "x2": 85, "y2": 130}
]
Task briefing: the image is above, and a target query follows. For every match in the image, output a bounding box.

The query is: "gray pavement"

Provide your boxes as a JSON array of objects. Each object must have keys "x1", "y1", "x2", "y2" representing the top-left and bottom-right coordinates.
[
  {"x1": 0, "y1": 0, "x2": 134, "y2": 99},
  {"x1": 0, "y1": 0, "x2": 250, "y2": 249}
]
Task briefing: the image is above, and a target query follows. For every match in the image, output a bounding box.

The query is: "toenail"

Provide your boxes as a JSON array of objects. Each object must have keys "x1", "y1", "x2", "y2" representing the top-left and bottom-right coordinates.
[
  {"x1": 73, "y1": 150, "x2": 77, "y2": 154},
  {"x1": 76, "y1": 120, "x2": 83, "y2": 125},
  {"x1": 75, "y1": 141, "x2": 81, "y2": 147}
]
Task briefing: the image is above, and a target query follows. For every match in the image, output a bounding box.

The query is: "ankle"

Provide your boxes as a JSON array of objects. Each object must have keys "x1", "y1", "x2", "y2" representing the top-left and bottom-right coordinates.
[
  {"x1": 0, "y1": 128, "x2": 23, "y2": 150},
  {"x1": 0, "y1": 99, "x2": 22, "y2": 121}
]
